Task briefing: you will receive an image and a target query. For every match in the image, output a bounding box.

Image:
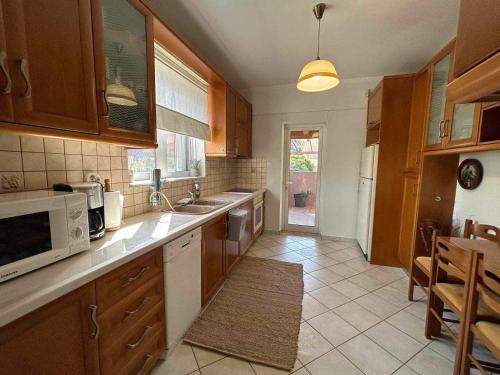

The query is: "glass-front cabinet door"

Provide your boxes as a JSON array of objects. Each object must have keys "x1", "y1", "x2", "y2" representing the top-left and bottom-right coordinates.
[
  {"x1": 93, "y1": 0, "x2": 156, "y2": 144},
  {"x1": 425, "y1": 53, "x2": 451, "y2": 150},
  {"x1": 444, "y1": 103, "x2": 479, "y2": 147}
]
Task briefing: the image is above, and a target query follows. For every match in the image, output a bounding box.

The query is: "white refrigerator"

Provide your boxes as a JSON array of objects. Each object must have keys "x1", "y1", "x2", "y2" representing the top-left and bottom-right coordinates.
[{"x1": 356, "y1": 144, "x2": 379, "y2": 260}]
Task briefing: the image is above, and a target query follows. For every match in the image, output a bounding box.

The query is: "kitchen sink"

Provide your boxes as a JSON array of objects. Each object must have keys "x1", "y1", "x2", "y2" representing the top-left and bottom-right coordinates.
[
  {"x1": 191, "y1": 199, "x2": 230, "y2": 206},
  {"x1": 169, "y1": 200, "x2": 230, "y2": 215}
]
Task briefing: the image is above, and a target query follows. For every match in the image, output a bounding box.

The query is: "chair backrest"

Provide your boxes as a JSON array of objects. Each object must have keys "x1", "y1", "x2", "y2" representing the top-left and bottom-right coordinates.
[
  {"x1": 476, "y1": 260, "x2": 500, "y2": 315},
  {"x1": 433, "y1": 239, "x2": 476, "y2": 283},
  {"x1": 464, "y1": 219, "x2": 500, "y2": 242},
  {"x1": 420, "y1": 219, "x2": 440, "y2": 256}
]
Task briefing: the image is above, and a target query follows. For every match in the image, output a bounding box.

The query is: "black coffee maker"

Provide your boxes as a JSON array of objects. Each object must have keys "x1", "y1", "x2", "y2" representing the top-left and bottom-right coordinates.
[{"x1": 54, "y1": 182, "x2": 105, "y2": 241}]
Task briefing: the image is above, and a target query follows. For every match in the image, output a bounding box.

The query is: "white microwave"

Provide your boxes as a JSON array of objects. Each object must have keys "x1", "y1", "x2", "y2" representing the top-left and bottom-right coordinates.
[{"x1": 0, "y1": 190, "x2": 90, "y2": 282}]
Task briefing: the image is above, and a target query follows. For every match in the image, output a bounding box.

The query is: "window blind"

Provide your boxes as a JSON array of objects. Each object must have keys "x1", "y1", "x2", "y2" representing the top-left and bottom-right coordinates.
[{"x1": 154, "y1": 42, "x2": 211, "y2": 141}]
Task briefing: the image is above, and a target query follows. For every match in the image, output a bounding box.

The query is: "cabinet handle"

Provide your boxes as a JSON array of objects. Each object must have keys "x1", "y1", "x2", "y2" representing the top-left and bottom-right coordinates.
[
  {"x1": 127, "y1": 325, "x2": 152, "y2": 349},
  {"x1": 438, "y1": 120, "x2": 444, "y2": 138},
  {"x1": 443, "y1": 120, "x2": 449, "y2": 137},
  {"x1": 122, "y1": 266, "x2": 150, "y2": 287},
  {"x1": 136, "y1": 354, "x2": 153, "y2": 375},
  {"x1": 89, "y1": 305, "x2": 100, "y2": 339},
  {"x1": 125, "y1": 297, "x2": 152, "y2": 318},
  {"x1": 102, "y1": 89, "x2": 110, "y2": 117},
  {"x1": 0, "y1": 51, "x2": 11, "y2": 94},
  {"x1": 19, "y1": 59, "x2": 31, "y2": 98}
]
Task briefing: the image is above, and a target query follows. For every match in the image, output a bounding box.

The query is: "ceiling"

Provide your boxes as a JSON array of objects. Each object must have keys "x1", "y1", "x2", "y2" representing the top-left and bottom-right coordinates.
[{"x1": 145, "y1": 0, "x2": 460, "y2": 89}]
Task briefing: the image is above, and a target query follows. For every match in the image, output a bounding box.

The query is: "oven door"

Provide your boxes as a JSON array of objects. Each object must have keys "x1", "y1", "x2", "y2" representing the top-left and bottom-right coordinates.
[
  {"x1": 0, "y1": 196, "x2": 70, "y2": 282},
  {"x1": 253, "y1": 201, "x2": 263, "y2": 234}
]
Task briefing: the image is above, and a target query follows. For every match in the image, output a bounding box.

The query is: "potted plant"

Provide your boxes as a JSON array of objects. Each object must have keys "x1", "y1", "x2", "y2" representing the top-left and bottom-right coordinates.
[
  {"x1": 294, "y1": 190, "x2": 311, "y2": 207},
  {"x1": 189, "y1": 159, "x2": 202, "y2": 177}
]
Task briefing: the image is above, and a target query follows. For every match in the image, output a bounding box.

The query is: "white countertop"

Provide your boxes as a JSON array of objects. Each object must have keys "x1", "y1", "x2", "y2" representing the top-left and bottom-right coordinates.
[{"x1": 0, "y1": 190, "x2": 265, "y2": 328}]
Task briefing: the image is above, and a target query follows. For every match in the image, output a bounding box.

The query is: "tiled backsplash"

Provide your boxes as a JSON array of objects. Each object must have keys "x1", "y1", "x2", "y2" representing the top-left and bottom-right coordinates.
[{"x1": 0, "y1": 133, "x2": 267, "y2": 219}]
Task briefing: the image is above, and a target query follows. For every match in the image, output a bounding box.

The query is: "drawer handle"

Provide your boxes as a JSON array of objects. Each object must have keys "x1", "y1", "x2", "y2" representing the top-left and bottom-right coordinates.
[
  {"x1": 89, "y1": 305, "x2": 100, "y2": 340},
  {"x1": 136, "y1": 354, "x2": 153, "y2": 375},
  {"x1": 19, "y1": 58, "x2": 32, "y2": 98},
  {"x1": 127, "y1": 325, "x2": 152, "y2": 349},
  {"x1": 122, "y1": 266, "x2": 150, "y2": 288},
  {"x1": 125, "y1": 297, "x2": 152, "y2": 318},
  {"x1": 0, "y1": 51, "x2": 11, "y2": 94}
]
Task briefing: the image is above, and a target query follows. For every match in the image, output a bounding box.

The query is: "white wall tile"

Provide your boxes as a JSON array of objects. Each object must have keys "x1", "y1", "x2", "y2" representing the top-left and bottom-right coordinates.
[{"x1": 21, "y1": 136, "x2": 44, "y2": 152}]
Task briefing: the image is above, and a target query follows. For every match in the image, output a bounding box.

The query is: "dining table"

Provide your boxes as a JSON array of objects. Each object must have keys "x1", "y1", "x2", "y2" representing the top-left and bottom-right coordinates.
[{"x1": 436, "y1": 236, "x2": 500, "y2": 268}]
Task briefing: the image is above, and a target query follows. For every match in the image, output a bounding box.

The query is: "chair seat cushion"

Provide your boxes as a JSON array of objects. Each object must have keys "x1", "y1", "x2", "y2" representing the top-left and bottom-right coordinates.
[
  {"x1": 415, "y1": 256, "x2": 431, "y2": 273},
  {"x1": 435, "y1": 283, "x2": 498, "y2": 320},
  {"x1": 476, "y1": 321, "x2": 500, "y2": 357},
  {"x1": 415, "y1": 256, "x2": 461, "y2": 280}
]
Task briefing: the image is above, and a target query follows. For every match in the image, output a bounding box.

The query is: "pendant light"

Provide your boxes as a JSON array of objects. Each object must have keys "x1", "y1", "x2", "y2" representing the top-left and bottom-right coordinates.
[{"x1": 297, "y1": 3, "x2": 340, "y2": 92}]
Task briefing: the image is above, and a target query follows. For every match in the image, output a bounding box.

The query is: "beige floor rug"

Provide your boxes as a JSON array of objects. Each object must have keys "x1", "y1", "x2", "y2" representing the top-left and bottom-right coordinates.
[{"x1": 184, "y1": 257, "x2": 304, "y2": 370}]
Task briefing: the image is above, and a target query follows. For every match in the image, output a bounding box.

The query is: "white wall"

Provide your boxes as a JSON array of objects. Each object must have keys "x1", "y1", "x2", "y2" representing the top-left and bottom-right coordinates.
[
  {"x1": 452, "y1": 150, "x2": 500, "y2": 235},
  {"x1": 243, "y1": 77, "x2": 380, "y2": 238}
]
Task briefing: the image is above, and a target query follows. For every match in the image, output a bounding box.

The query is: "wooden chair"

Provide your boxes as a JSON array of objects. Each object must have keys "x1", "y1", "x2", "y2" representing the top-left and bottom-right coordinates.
[
  {"x1": 460, "y1": 259, "x2": 500, "y2": 375},
  {"x1": 408, "y1": 220, "x2": 500, "y2": 301},
  {"x1": 425, "y1": 239, "x2": 485, "y2": 374},
  {"x1": 408, "y1": 219, "x2": 440, "y2": 301},
  {"x1": 464, "y1": 219, "x2": 500, "y2": 242}
]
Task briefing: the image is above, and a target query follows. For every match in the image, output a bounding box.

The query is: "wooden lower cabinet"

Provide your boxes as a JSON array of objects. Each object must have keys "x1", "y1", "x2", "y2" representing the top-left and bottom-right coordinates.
[
  {"x1": 202, "y1": 214, "x2": 227, "y2": 305},
  {"x1": 398, "y1": 174, "x2": 420, "y2": 270},
  {"x1": 0, "y1": 248, "x2": 165, "y2": 375},
  {"x1": 0, "y1": 284, "x2": 100, "y2": 375}
]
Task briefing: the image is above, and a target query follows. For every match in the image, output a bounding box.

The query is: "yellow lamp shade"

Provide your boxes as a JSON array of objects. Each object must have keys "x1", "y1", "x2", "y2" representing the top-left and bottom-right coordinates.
[
  {"x1": 297, "y1": 59, "x2": 340, "y2": 92},
  {"x1": 106, "y1": 83, "x2": 138, "y2": 106}
]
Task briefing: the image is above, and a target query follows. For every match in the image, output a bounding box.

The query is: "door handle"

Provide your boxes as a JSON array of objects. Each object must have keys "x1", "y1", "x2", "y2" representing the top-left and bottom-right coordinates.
[
  {"x1": 0, "y1": 51, "x2": 11, "y2": 94},
  {"x1": 438, "y1": 120, "x2": 444, "y2": 138},
  {"x1": 19, "y1": 59, "x2": 31, "y2": 98},
  {"x1": 442, "y1": 120, "x2": 449, "y2": 137}
]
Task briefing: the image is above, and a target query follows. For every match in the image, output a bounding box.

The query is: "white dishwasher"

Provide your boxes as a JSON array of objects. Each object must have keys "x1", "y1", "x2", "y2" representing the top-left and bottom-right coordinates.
[{"x1": 164, "y1": 227, "x2": 202, "y2": 349}]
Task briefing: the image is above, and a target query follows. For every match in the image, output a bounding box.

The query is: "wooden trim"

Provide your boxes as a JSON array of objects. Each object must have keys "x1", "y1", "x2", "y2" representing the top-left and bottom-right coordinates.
[
  {"x1": 148, "y1": 7, "x2": 223, "y2": 86},
  {"x1": 417, "y1": 39, "x2": 456, "y2": 74},
  {"x1": 424, "y1": 141, "x2": 500, "y2": 156},
  {"x1": 0, "y1": 122, "x2": 157, "y2": 148},
  {"x1": 446, "y1": 51, "x2": 500, "y2": 104}
]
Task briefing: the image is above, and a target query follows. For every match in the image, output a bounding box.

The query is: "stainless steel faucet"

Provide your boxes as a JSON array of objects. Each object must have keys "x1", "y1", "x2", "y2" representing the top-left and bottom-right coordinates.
[
  {"x1": 150, "y1": 168, "x2": 162, "y2": 207},
  {"x1": 188, "y1": 180, "x2": 201, "y2": 203}
]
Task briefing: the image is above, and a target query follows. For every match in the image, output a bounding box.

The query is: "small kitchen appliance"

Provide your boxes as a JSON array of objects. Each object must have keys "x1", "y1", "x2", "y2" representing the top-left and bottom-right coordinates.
[
  {"x1": 54, "y1": 182, "x2": 105, "y2": 241},
  {"x1": 0, "y1": 190, "x2": 89, "y2": 282}
]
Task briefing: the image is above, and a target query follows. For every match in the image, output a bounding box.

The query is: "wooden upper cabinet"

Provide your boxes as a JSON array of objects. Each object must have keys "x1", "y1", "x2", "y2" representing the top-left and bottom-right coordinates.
[
  {"x1": 206, "y1": 82, "x2": 252, "y2": 158},
  {"x1": 236, "y1": 95, "x2": 252, "y2": 158},
  {"x1": 201, "y1": 214, "x2": 226, "y2": 305},
  {"x1": 405, "y1": 70, "x2": 430, "y2": 171},
  {"x1": 0, "y1": 283, "x2": 100, "y2": 375},
  {"x1": 424, "y1": 52, "x2": 452, "y2": 150},
  {"x1": 2, "y1": 0, "x2": 98, "y2": 133},
  {"x1": 453, "y1": 0, "x2": 500, "y2": 78},
  {"x1": 92, "y1": 0, "x2": 156, "y2": 144},
  {"x1": 367, "y1": 84, "x2": 382, "y2": 128},
  {"x1": 0, "y1": 1, "x2": 13, "y2": 122},
  {"x1": 226, "y1": 86, "x2": 237, "y2": 155}
]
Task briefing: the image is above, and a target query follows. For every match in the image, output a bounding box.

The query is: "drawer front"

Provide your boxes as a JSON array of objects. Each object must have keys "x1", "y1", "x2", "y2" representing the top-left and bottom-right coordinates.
[
  {"x1": 122, "y1": 330, "x2": 164, "y2": 375},
  {"x1": 99, "y1": 274, "x2": 164, "y2": 349},
  {"x1": 101, "y1": 303, "x2": 165, "y2": 375},
  {"x1": 96, "y1": 248, "x2": 163, "y2": 312}
]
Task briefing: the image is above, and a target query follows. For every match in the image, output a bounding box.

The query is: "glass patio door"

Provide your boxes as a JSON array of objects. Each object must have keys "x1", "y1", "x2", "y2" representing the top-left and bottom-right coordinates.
[{"x1": 283, "y1": 127, "x2": 323, "y2": 232}]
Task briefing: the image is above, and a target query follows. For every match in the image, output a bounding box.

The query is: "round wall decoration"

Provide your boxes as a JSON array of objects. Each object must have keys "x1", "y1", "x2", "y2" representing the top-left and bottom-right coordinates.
[{"x1": 457, "y1": 158, "x2": 483, "y2": 190}]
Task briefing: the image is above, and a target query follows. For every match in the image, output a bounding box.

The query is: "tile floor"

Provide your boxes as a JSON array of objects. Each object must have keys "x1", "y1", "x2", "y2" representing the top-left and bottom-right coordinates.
[{"x1": 151, "y1": 232, "x2": 488, "y2": 375}]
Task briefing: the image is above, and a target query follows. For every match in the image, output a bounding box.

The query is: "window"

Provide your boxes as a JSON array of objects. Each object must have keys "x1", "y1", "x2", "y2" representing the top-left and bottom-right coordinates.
[{"x1": 128, "y1": 42, "x2": 210, "y2": 182}]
